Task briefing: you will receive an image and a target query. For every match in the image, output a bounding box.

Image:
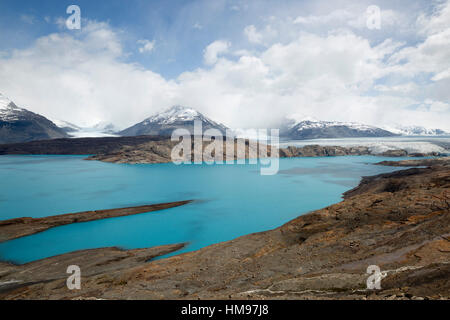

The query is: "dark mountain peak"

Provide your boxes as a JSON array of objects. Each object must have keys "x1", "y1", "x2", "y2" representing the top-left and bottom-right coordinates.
[
  {"x1": 280, "y1": 115, "x2": 397, "y2": 140},
  {"x1": 0, "y1": 93, "x2": 69, "y2": 144},
  {"x1": 119, "y1": 106, "x2": 228, "y2": 137}
]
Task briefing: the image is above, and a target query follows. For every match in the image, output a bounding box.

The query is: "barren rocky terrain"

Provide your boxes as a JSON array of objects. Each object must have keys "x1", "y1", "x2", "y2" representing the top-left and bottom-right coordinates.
[{"x1": 0, "y1": 158, "x2": 448, "y2": 300}]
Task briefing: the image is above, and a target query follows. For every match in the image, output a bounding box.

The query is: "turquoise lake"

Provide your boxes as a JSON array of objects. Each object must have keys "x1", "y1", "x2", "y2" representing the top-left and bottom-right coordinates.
[{"x1": 0, "y1": 155, "x2": 416, "y2": 264}]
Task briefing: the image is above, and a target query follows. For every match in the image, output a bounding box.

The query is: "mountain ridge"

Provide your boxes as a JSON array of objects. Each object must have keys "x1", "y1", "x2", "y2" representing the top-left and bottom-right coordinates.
[
  {"x1": 382, "y1": 124, "x2": 449, "y2": 136},
  {"x1": 280, "y1": 117, "x2": 397, "y2": 140},
  {"x1": 0, "y1": 93, "x2": 69, "y2": 144},
  {"x1": 119, "y1": 105, "x2": 229, "y2": 137}
]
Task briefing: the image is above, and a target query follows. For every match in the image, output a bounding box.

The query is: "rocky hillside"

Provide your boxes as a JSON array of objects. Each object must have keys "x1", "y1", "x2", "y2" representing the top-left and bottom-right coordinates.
[
  {"x1": 0, "y1": 94, "x2": 68, "y2": 144},
  {"x1": 281, "y1": 118, "x2": 397, "y2": 140}
]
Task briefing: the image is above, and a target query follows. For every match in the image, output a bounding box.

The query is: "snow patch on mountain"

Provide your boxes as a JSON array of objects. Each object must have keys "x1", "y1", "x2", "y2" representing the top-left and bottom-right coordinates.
[
  {"x1": 0, "y1": 93, "x2": 13, "y2": 109},
  {"x1": 119, "y1": 105, "x2": 229, "y2": 137},
  {"x1": 282, "y1": 114, "x2": 394, "y2": 134},
  {"x1": 142, "y1": 105, "x2": 219, "y2": 126},
  {"x1": 382, "y1": 125, "x2": 449, "y2": 136},
  {"x1": 280, "y1": 115, "x2": 396, "y2": 139},
  {"x1": 291, "y1": 120, "x2": 382, "y2": 132},
  {"x1": 0, "y1": 93, "x2": 27, "y2": 122}
]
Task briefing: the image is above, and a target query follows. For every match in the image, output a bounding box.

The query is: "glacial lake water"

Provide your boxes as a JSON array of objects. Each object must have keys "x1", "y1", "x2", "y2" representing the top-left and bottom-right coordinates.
[{"x1": 0, "y1": 155, "x2": 419, "y2": 264}]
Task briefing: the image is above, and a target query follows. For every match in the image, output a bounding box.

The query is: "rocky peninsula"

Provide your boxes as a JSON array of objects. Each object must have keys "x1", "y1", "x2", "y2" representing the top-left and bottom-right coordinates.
[
  {"x1": 0, "y1": 201, "x2": 192, "y2": 242},
  {"x1": 0, "y1": 158, "x2": 448, "y2": 300}
]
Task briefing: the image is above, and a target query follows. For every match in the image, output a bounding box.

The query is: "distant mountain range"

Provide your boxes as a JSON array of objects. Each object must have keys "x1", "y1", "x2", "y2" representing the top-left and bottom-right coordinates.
[
  {"x1": 279, "y1": 117, "x2": 397, "y2": 140},
  {"x1": 119, "y1": 105, "x2": 228, "y2": 137},
  {"x1": 0, "y1": 94, "x2": 68, "y2": 144},
  {"x1": 0, "y1": 92, "x2": 448, "y2": 144},
  {"x1": 382, "y1": 125, "x2": 449, "y2": 136}
]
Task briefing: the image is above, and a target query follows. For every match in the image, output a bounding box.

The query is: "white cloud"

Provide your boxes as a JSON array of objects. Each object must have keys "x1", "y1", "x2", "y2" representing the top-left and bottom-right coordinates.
[
  {"x1": 0, "y1": 21, "x2": 175, "y2": 128},
  {"x1": 424, "y1": 99, "x2": 450, "y2": 112},
  {"x1": 432, "y1": 67, "x2": 450, "y2": 81},
  {"x1": 417, "y1": 0, "x2": 450, "y2": 35},
  {"x1": 203, "y1": 40, "x2": 230, "y2": 65},
  {"x1": 137, "y1": 39, "x2": 155, "y2": 54},
  {"x1": 375, "y1": 83, "x2": 418, "y2": 94},
  {"x1": 389, "y1": 29, "x2": 450, "y2": 76},
  {"x1": 0, "y1": 2, "x2": 450, "y2": 132},
  {"x1": 244, "y1": 25, "x2": 263, "y2": 44},
  {"x1": 389, "y1": 1, "x2": 450, "y2": 80}
]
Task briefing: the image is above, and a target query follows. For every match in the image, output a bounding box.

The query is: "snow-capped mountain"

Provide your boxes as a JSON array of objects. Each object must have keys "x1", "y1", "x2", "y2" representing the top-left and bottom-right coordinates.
[
  {"x1": 119, "y1": 105, "x2": 229, "y2": 137},
  {"x1": 280, "y1": 116, "x2": 397, "y2": 140},
  {"x1": 0, "y1": 93, "x2": 69, "y2": 144},
  {"x1": 383, "y1": 125, "x2": 449, "y2": 136}
]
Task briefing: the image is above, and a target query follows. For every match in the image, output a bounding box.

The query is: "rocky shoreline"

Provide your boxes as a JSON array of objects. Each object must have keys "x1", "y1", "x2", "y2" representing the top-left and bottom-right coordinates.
[
  {"x1": 0, "y1": 158, "x2": 448, "y2": 300},
  {"x1": 88, "y1": 141, "x2": 444, "y2": 164},
  {"x1": 376, "y1": 157, "x2": 450, "y2": 167},
  {"x1": 0, "y1": 135, "x2": 445, "y2": 164},
  {"x1": 0, "y1": 244, "x2": 186, "y2": 296}
]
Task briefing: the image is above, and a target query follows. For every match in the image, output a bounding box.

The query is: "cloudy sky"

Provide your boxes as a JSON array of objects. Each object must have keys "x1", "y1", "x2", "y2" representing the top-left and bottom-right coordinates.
[{"x1": 0, "y1": 0, "x2": 449, "y2": 130}]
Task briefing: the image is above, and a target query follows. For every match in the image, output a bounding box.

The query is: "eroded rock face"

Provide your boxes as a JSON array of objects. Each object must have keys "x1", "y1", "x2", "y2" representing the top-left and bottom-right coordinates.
[
  {"x1": 0, "y1": 96, "x2": 69, "y2": 144},
  {"x1": 1, "y1": 159, "x2": 449, "y2": 300}
]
